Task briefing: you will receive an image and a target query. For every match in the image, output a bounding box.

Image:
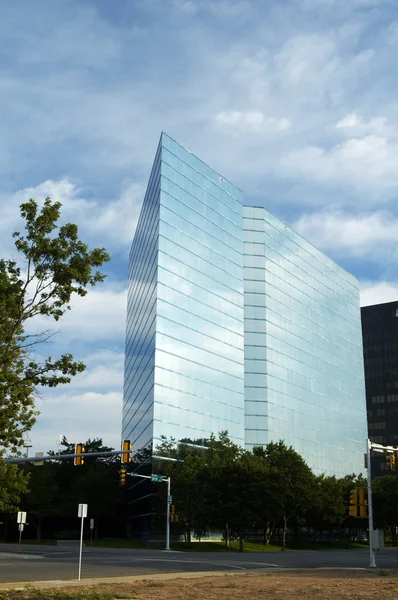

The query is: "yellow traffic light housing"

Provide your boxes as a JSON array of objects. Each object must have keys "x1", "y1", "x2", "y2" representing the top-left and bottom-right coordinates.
[
  {"x1": 359, "y1": 500, "x2": 368, "y2": 518},
  {"x1": 359, "y1": 487, "x2": 368, "y2": 518},
  {"x1": 386, "y1": 452, "x2": 396, "y2": 470},
  {"x1": 349, "y1": 487, "x2": 368, "y2": 518},
  {"x1": 120, "y1": 468, "x2": 127, "y2": 486},
  {"x1": 74, "y1": 443, "x2": 85, "y2": 466},
  {"x1": 121, "y1": 440, "x2": 132, "y2": 464},
  {"x1": 170, "y1": 504, "x2": 178, "y2": 522},
  {"x1": 349, "y1": 488, "x2": 358, "y2": 518}
]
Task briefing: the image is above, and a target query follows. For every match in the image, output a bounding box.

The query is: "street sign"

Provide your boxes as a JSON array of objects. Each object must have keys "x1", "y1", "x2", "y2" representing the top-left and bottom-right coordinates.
[
  {"x1": 90, "y1": 518, "x2": 94, "y2": 530},
  {"x1": 34, "y1": 452, "x2": 44, "y2": 467},
  {"x1": 77, "y1": 503, "x2": 88, "y2": 580},
  {"x1": 168, "y1": 494, "x2": 172, "y2": 504},
  {"x1": 151, "y1": 474, "x2": 164, "y2": 483},
  {"x1": 18, "y1": 524, "x2": 24, "y2": 532},
  {"x1": 17, "y1": 511, "x2": 26, "y2": 524}
]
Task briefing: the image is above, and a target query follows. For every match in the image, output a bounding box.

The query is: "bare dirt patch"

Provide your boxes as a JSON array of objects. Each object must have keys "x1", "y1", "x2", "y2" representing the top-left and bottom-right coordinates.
[{"x1": 17, "y1": 570, "x2": 398, "y2": 600}]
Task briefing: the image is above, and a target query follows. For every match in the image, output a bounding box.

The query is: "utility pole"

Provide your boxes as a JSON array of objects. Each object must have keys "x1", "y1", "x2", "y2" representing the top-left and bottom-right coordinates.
[
  {"x1": 365, "y1": 438, "x2": 397, "y2": 567},
  {"x1": 366, "y1": 439, "x2": 376, "y2": 568},
  {"x1": 133, "y1": 472, "x2": 172, "y2": 551},
  {"x1": 166, "y1": 477, "x2": 171, "y2": 552}
]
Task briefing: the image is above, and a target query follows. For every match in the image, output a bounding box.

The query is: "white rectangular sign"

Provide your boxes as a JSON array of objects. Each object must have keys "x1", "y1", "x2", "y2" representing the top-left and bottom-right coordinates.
[
  {"x1": 17, "y1": 511, "x2": 26, "y2": 524},
  {"x1": 78, "y1": 504, "x2": 88, "y2": 518},
  {"x1": 34, "y1": 452, "x2": 44, "y2": 467}
]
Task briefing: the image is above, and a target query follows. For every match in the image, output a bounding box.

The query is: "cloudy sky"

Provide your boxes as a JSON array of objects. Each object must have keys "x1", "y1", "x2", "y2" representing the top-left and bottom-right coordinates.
[{"x1": 1, "y1": 0, "x2": 397, "y2": 453}]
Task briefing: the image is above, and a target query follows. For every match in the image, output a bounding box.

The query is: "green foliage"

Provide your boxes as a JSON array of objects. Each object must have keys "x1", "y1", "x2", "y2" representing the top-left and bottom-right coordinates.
[
  {"x1": 0, "y1": 462, "x2": 29, "y2": 513},
  {"x1": 23, "y1": 438, "x2": 125, "y2": 540},
  {"x1": 372, "y1": 474, "x2": 398, "y2": 544},
  {"x1": 156, "y1": 433, "x2": 373, "y2": 551},
  {"x1": 0, "y1": 197, "x2": 110, "y2": 452}
]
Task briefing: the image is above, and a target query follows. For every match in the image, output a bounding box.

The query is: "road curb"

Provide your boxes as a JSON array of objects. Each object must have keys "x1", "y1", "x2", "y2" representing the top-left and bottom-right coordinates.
[{"x1": 0, "y1": 568, "x2": 395, "y2": 590}]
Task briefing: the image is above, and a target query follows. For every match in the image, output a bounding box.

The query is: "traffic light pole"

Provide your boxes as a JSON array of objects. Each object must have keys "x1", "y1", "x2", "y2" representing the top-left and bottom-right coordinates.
[
  {"x1": 129, "y1": 473, "x2": 171, "y2": 551},
  {"x1": 367, "y1": 439, "x2": 376, "y2": 568},
  {"x1": 166, "y1": 477, "x2": 171, "y2": 551},
  {"x1": 5, "y1": 449, "x2": 130, "y2": 465}
]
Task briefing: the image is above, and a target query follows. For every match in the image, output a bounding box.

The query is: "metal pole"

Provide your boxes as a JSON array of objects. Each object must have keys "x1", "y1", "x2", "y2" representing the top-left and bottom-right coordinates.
[
  {"x1": 18, "y1": 526, "x2": 22, "y2": 547},
  {"x1": 5, "y1": 449, "x2": 130, "y2": 465},
  {"x1": 78, "y1": 515, "x2": 84, "y2": 580},
  {"x1": 165, "y1": 477, "x2": 171, "y2": 551},
  {"x1": 367, "y1": 439, "x2": 376, "y2": 568}
]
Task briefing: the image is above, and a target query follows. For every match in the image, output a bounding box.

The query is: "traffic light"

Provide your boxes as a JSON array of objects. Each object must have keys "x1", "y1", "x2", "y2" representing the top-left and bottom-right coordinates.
[
  {"x1": 170, "y1": 504, "x2": 179, "y2": 522},
  {"x1": 74, "y1": 443, "x2": 85, "y2": 466},
  {"x1": 120, "y1": 468, "x2": 127, "y2": 486},
  {"x1": 386, "y1": 452, "x2": 396, "y2": 470},
  {"x1": 359, "y1": 487, "x2": 368, "y2": 518},
  {"x1": 349, "y1": 488, "x2": 358, "y2": 518},
  {"x1": 121, "y1": 440, "x2": 132, "y2": 464}
]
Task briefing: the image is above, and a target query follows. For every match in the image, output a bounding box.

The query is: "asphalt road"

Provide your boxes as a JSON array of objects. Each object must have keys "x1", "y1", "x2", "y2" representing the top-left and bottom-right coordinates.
[{"x1": 0, "y1": 544, "x2": 397, "y2": 583}]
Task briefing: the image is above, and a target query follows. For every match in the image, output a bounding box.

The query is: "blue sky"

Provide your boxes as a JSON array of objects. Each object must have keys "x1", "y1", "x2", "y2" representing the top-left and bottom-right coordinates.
[{"x1": 1, "y1": 0, "x2": 397, "y2": 452}]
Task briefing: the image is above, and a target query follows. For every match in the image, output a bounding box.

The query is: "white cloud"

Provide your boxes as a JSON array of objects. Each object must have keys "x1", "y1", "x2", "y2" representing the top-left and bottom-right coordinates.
[
  {"x1": 360, "y1": 281, "x2": 398, "y2": 306},
  {"x1": 214, "y1": 110, "x2": 291, "y2": 135},
  {"x1": 336, "y1": 112, "x2": 389, "y2": 135},
  {"x1": 281, "y1": 135, "x2": 398, "y2": 193},
  {"x1": 293, "y1": 210, "x2": 398, "y2": 259},
  {"x1": 30, "y1": 285, "x2": 127, "y2": 343},
  {"x1": 64, "y1": 350, "x2": 124, "y2": 391},
  {"x1": 30, "y1": 391, "x2": 122, "y2": 453},
  {"x1": 30, "y1": 349, "x2": 124, "y2": 452},
  {"x1": 0, "y1": 179, "x2": 142, "y2": 254}
]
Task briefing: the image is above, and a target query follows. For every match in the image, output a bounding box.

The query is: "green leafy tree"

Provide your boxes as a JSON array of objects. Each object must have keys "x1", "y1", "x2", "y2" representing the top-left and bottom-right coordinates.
[
  {"x1": 373, "y1": 474, "x2": 398, "y2": 545},
  {"x1": 165, "y1": 453, "x2": 206, "y2": 545},
  {"x1": 24, "y1": 438, "x2": 125, "y2": 540},
  {"x1": 23, "y1": 463, "x2": 59, "y2": 540},
  {"x1": 0, "y1": 463, "x2": 29, "y2": 513},
  {"x1": 306, "y1": 475, "x2": 346, "y2": 541},
  {"x1": 263, "y1": 441, "x2": 315, "y2": 549},
  {"x1": 0, "y1": 198, "x2": 109, "y2": 451}
]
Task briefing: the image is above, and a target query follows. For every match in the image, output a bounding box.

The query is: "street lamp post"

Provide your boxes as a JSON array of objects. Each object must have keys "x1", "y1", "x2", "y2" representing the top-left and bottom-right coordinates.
[{"x1": 366, "y1": 439, "x2": 376, "y2": 568}]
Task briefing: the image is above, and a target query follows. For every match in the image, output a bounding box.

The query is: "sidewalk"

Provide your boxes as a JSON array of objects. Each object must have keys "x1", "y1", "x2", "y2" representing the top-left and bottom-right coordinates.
[{"x1": 0, "y1": 567, "x2": 387, "y2": 591}]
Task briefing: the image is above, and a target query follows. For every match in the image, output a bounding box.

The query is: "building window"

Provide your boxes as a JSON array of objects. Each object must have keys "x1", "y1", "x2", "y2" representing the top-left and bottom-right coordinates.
[
  {"x1": 387, "y1": 394, "x2": 398, "y2": 402},
  {"x1": 372, "y1": 396, "x2": 385, "y2": 404},
  {"x1": 369, "y1": 422, "x2": 387, "y2": 430}
]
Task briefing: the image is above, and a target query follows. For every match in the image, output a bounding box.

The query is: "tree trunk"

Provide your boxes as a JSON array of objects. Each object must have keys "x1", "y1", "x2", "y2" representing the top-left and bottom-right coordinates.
[
  {"x1": 267, "y1": 522, "x2": 276, "y2": 545},
  {"x1": 239, "y1": 525, "x2": 244, "y2": 553},
  {"x1": 3, "y1": 516, "x2": 8, "y2": 542},
  {"x1": 225, "y1": 523, "x2": 230, "y2": 550},
  {"x1": 282, "y1": 515, "x2": 288, "y2": 550},
  {"x1": 186, "y1": 524, "x2": 191, "y2": 546},
  {"x1": 37, "y1": 516, "x2": 42, "y2": 541},
  {"x1": 390, "y1": 526, "x2": 396, "y2": 547}
]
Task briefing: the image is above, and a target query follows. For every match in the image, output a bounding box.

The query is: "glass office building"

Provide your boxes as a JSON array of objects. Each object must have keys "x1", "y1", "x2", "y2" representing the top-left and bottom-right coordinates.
[
  {"x1": 123, "y1": 132, "x2": 367, "y2": 478},
  {"x1": 123, "y1": 133, "x2": 245, "y2": 457},
  {"x1": 244, "y1": 207, "x2": 367, "y2": 475},
  {"x1": 362, "y1": 300, "x2": 398, "y2": 477}
]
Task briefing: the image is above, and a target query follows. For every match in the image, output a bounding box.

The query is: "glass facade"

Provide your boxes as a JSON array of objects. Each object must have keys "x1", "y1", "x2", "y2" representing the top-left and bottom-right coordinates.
[
  {"x1": 123, "y1": 133, "x2": 245, "y2": 455},
  {"x1": 154, "y1": 134, "x2": 245, "y2": 447},
  {"x1": 244, "y1": 207, "x2": 367, "y2": 475},
  {"x1": 123, "y1": 142, "x2": 160, "y2": 453},
  {"x1": 123, "y1": 133, "x2": 367, "y2": 478}
]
